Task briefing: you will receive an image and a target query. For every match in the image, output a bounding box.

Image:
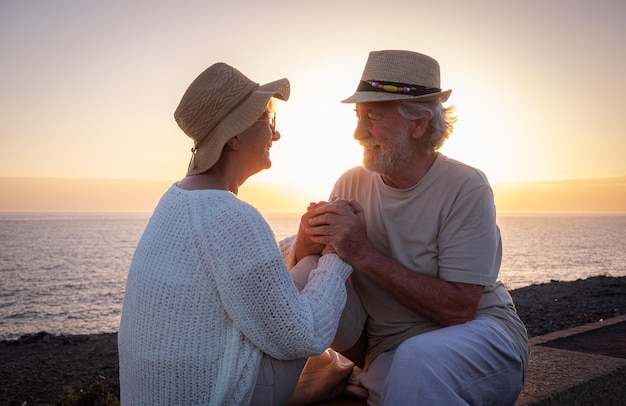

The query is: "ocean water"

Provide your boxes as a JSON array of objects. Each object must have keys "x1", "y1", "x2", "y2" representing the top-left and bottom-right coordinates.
[{"x1": 1, "y1": 211, "x2": 625, "y2": 341}]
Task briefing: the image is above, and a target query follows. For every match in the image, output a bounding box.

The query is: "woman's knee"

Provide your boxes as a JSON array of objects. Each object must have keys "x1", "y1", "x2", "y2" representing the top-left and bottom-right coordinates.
[{"x1": 330, "y1": 278, "x2": 367, "y2": 352}]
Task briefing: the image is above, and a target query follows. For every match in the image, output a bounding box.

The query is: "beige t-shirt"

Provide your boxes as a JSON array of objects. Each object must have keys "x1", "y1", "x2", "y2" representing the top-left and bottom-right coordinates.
[{"x1": 330, "y1": 154, "x2": 528, "y2": 369}]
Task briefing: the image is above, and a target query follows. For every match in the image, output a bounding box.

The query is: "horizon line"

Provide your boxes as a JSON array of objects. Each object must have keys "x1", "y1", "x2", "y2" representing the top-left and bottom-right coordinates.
[{"x1": 2, "y1": 174, "x2": 626, "y2": 183}]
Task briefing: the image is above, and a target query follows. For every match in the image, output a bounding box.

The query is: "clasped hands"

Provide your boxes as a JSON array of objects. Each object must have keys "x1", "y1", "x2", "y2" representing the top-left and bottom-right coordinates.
[{"x1": 295, "y1": 197, "x2": 369, "y2": 265}]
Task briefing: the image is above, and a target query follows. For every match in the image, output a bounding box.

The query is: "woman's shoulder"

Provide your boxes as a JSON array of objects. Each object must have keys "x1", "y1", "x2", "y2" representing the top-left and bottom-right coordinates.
[{"x1": 157, "y1": 186, "x2": 265, "y2": 225}]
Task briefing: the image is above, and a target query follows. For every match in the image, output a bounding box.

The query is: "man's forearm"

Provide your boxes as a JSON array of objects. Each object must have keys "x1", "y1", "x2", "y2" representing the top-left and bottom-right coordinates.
[{"x1": 355, "y1": 250, "x2": 483, "y2": 326}]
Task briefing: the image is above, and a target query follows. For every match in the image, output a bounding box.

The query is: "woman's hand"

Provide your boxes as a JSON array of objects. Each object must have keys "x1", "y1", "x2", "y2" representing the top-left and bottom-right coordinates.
[
  {"x1": 321, "y1": 244, "x2": 336, "y2": 255},
  {"x1": 294, "y1": 201, "x2": 327, "y2": 261}
]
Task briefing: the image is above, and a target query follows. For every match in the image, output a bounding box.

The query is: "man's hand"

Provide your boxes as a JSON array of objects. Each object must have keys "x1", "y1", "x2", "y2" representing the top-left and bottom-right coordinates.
[{"x1": 305, "y1": 199, "x2": 372, "y2": 266}]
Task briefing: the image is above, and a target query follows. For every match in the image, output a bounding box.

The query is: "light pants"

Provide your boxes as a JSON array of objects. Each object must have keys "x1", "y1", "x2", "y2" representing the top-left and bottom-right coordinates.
[
  {"x1": 360, "y1": 317, "x2": 525, "y2": 406},
  {"x1": 250, "y1": 355, "x2": 307, "y2": 406},
  {"x1": 251, "y1": 255, "x2": 358, "y2": 405}
]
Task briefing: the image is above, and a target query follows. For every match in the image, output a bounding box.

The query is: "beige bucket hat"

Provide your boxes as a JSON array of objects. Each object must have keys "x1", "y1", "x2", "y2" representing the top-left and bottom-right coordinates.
[
  {"x1": 174, "y1": 63, "x2": 290, "y2": 175},
  {"x1": 342, "y1": 50, "x2": 451, "y2": 103}
]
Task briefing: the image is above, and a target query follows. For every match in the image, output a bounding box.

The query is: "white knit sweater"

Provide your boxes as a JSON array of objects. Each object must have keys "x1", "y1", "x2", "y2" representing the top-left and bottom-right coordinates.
[{"x1": 118, "y1": 185, "x2": 351, "y2": 405}]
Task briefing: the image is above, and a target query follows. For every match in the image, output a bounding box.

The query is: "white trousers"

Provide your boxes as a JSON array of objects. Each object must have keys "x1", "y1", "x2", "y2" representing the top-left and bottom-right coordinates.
[{"x1": 360, "y1": 317, "x2": 525, "y2": 406}]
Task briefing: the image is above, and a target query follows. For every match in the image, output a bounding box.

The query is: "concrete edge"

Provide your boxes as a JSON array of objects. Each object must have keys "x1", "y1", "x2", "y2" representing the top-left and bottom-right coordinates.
[{"x1": 516, "y1": 315, "x2": 626, "y2": 405}]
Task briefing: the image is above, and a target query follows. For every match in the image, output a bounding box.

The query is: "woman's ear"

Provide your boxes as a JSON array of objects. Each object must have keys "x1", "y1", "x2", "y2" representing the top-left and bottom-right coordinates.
[{"x1": 225, "y1": 135, "x2": 240, "y2": 151}]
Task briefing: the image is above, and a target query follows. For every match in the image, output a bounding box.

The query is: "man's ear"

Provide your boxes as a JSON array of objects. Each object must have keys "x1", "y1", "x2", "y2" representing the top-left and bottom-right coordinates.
[{"x1": 411, "y1": 115, "x2": 430, "y2": 140}]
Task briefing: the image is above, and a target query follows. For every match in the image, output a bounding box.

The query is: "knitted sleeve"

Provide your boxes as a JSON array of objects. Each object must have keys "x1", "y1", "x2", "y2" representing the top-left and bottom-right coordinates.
[
  {"x1": 195, "y1": 198, "x2": 352, "y2": 360},
  {"x1": 278, "y1": 234, "x2": 297, "y2": 269}
]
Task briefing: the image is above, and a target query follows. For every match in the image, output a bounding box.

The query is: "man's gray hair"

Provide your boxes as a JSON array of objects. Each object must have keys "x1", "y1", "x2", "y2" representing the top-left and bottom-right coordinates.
[{"x1": 396, "y1": 100, "x2": 456, "y2": 152}]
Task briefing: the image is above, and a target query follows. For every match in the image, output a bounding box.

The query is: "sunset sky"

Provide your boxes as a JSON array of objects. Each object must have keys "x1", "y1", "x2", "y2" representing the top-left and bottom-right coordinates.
[{"x1": 1, "y1": 1, "x2": 625, "y2": 212}]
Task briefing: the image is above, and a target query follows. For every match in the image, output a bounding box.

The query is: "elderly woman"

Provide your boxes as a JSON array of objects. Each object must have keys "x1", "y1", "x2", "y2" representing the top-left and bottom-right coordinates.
[{"x1": 118, "y1": 63, "x2": 352, "y2": 405}]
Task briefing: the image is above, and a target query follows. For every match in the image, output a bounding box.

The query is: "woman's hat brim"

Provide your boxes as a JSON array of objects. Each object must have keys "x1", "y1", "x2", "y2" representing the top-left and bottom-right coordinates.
[{"x1": 187, "y1": 78, "x2": 289, "y2": 176}]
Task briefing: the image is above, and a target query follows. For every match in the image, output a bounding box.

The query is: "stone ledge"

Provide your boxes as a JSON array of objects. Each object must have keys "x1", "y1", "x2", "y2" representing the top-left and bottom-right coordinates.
[{"x1": 516, "y1": 315, "x2": 626, "y2": 405}]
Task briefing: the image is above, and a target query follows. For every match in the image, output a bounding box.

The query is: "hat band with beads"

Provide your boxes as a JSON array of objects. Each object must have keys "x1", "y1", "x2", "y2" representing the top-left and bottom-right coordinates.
[{"x1": 356, "y1": 80, "x2": 441, "y2": 96}]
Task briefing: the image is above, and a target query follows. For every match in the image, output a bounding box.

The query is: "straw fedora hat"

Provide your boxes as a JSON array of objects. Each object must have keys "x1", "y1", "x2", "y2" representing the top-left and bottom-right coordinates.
[
  {"x1": 342, "y1": 50, "x2": 451, "y2": 103},
  {"x1": 174, "y1": 63, "x2": 290, "y2": 175}
]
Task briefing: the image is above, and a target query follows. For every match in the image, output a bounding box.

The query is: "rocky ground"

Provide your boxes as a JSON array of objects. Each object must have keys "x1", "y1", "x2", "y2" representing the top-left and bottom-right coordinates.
[{"x1": 1, "y1": 275, "x2": 625, "y2": 405}]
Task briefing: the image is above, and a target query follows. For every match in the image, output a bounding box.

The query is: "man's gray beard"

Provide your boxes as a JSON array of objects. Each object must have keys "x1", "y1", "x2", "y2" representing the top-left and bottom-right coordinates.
[{"x1": 362, "y1": 140, "x2": 414, "y2": 175}]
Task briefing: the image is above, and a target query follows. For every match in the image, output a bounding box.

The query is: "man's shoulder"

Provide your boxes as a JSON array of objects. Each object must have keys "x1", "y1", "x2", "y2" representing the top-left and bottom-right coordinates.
[
  {"x1": 341, "y1": 165, "x2": 367, "y2": 176},
  {"x1": 335, "y1": 166, "x2": 370, "y2": 182},
  {"x1": 436, "y1": 154, "x2": 490, "y2": 185},
  {"x1": 332, "y1": 166, "x2": 374, "y2": 197}
]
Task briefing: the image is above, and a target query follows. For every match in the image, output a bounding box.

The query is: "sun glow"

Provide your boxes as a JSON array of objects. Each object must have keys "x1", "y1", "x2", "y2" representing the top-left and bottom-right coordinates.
[
  {"x1": 436, "y1": 72, "x2": 529, "y2": 185},
  {"x1": 246, "y1": 62, "x2": 365, "y2": 202}
]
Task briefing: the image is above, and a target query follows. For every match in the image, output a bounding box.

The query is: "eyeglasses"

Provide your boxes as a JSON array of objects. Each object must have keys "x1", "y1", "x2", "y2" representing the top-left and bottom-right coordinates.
[{"x1": 258, "y1": 113, "x2": 277, "y2": 135}]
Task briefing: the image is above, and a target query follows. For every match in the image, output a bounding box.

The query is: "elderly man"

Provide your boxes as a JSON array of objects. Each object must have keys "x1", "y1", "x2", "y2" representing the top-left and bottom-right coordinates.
[{"x1": 292, "y1": 50, "x2": 529, "y2": 405}]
